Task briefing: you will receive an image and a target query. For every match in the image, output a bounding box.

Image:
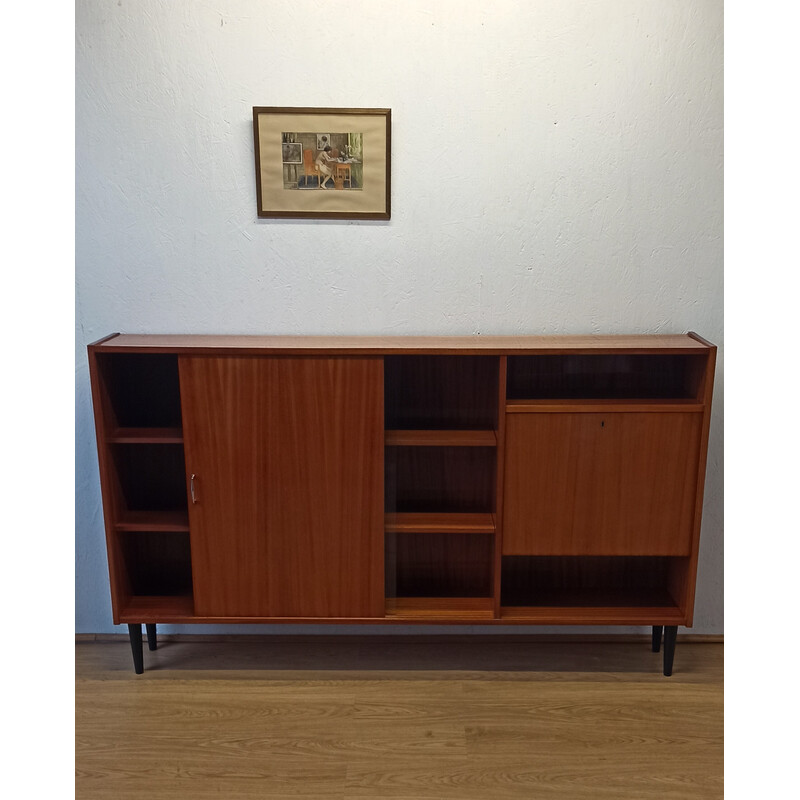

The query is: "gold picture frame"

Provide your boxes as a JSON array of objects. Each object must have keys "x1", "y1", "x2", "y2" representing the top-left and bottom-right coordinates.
[{"x1": 253, "y1": 107, "x2": 391, "y2": 220}]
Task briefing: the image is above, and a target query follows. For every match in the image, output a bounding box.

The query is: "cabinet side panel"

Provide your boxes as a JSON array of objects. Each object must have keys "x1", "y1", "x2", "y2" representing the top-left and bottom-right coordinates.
[
  {"x1": 87, "y1": 348, "x2": 129, "y2": 622},
  {"x1": 678, "y1": 346, "x2": 717, "y2": 624}
]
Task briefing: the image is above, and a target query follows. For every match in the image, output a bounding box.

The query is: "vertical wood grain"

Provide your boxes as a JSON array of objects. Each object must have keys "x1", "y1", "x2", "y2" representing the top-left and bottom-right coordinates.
[
  {"x1": 386, "y1": 446, "x2": 496, "y2": 513},
  {"x1": 384, "y1": 355, "x2": 499, "y2": 429},
  {"x1": 387, "y1": 532, "x2": 494, "y2": 597},
  {"x1": 180, "y1": 356, "x2": 384, "y2": 618},
  {"x1": 503, "y1": 412, "x2": 703, "y2": 555}
]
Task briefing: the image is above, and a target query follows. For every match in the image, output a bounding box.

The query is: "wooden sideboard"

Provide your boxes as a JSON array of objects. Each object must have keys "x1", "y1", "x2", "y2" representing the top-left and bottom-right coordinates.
[{"x1": 88, "y1": 333, "x2": 716, "y2": 674}]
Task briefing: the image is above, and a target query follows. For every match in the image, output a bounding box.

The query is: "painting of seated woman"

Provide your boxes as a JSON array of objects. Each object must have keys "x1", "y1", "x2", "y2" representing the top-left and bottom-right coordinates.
[{"x1": 281, "y1": 132, "x2": 363, "y2": 190}]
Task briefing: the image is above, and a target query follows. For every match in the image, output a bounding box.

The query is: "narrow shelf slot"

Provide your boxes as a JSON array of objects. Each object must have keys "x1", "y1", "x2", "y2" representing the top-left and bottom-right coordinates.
[
  {"x1": 385, "y1": 429, "x2": 497, "y2": 447},
  {"x1": 385, "y1": 512, "x2": 495, "y2": 534}
]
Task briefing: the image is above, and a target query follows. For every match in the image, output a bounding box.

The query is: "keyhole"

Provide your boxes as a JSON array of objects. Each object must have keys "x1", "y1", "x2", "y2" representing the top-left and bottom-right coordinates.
[{"x1": 601, "y1": 420, "x2": 605, "y2": 428}]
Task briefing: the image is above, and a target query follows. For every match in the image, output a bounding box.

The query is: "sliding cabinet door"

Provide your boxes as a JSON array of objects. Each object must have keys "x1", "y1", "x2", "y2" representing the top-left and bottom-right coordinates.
[{"x1": 180, "y1": 356, "x2": 383, "y2": 618}]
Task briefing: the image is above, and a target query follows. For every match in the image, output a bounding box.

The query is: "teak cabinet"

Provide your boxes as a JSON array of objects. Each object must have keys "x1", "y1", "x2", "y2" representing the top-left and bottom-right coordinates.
[{"x1": 88, "y1": 334, "x2": 716, "y2": 675}]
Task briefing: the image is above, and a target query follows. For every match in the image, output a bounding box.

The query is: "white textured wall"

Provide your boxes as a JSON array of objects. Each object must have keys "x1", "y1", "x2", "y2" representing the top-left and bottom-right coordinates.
[{"x1": 76, "y1": 0, "x2": 723, "y2": 634}]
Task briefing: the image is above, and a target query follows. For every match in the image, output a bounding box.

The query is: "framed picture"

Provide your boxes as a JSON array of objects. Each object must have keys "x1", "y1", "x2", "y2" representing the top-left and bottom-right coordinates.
[
  {"x1": 253, "y1": 107, "x2": 391, "y2": 219},
  {"x1": 281, "y1": 142, "x2": 303, "y2": 164}
]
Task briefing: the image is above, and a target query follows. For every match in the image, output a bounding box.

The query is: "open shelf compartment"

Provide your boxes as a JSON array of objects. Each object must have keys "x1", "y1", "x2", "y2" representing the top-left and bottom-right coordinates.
[
  {"x1": 110, "y1": 443, "x2": 188, "y2": 515},
  {"x1": 500, "y1": 556, "x2": 686, "y2": 620},
  {"x1": 385, "y1": 531, "x2": 494, "y2": 617},
  {"x1": 117, "y1": 530, "x2": 194, "y2": 599},
  {"x1": 385, "y1": 446, "x2": 496, "y2": 514},
  {"x1": 506, "y1": 353, "x2": 708, "y2": 402},
  {"x1": 95, "y1": 353, "x2": 183, "y2": 431},
  {"x1": 385, "y1": 355, "x2": 499, "y2": 430}
]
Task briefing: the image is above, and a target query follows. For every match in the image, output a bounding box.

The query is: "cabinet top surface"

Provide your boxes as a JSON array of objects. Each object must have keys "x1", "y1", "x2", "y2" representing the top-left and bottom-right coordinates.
[{"x1": 91, "y1": 333, "x2": 712, "y2": 354}]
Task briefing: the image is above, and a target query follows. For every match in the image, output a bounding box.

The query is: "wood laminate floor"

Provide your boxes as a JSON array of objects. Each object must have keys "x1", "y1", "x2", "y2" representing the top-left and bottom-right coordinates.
[{"x1": 76, "y1": 637, "x2": 723, "y2": 799}]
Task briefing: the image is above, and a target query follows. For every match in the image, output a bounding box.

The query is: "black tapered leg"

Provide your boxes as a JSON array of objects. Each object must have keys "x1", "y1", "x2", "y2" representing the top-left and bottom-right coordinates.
[
  {"x1": 652, "y1": 625, "x2": 663, "y2": 653},
  {"x1": 663, "y1": 625, "x2": 678, "y2": 676},
  {"x1": 146, "y1": 623, "x2": 157, "y2": 651},
  {"x1": 128, "y1": 624, "x2": 144, "y2": 674}
]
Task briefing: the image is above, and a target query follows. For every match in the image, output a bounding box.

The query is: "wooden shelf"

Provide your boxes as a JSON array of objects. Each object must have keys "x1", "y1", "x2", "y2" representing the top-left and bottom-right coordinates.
[
  {"x1": 385, "y1": 512, "x2": 495, "y2": 534},
  {"x1": 115, "y1": 510, "x2": 190, "y2": 532},
  {"x1": 385, "y1": 429, "x2": 497, "y2": 446},
  {"x1": 109, "y1": 427, "x2": 184, "y2": 443},
  {"x1": 506, "y1": 399, "x2": 704, "y2": 413},
  {"x1": 500, "y1": 605, "x2": 685, "y2": 625},
  {"x1": 385, "y1": 597, "x2": 494, "y2": 619},
  {"x1": 499, "y1": 576, "x2": 683, "y2": 623},
  {"x1": 118, "y1": 594, "x2": 195, "y2": 622}
]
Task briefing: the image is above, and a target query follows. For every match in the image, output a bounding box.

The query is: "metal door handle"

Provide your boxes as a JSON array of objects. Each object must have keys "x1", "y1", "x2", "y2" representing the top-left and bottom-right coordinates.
[{"x1": 190, "y1": 474, "x2": 198, "y2": 504}]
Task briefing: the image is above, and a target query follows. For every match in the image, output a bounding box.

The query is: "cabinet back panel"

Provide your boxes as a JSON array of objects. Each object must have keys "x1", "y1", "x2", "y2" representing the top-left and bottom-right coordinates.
[
  {"x1": 385, "y1": 356, "x2": 499, "y2": 429},
  {"x1": 385, "y1": 446, "x2": 496, "y2": 513},
  {"x1": 119, "y1": 531, "x2": 193, "y2": 597},
  {"x1": 111, "y1": 444, "x2": 188, "y2": 512},
  {"x1": 386, "y1": 532, "x2": 493, "y2": 598},
  {"x1": 501, "y1": 556, "x2": 679, "y2": 608}
]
